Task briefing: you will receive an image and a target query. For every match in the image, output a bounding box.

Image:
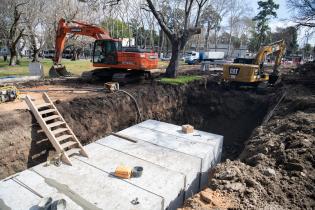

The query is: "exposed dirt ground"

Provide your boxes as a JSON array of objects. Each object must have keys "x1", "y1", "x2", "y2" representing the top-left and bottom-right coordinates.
[
  {"x1": 0, "y1": 63, "x2": 314, "y2": 209},
  {"x1": 182, "y1": 63, "x2": 315, "y2": 210}
]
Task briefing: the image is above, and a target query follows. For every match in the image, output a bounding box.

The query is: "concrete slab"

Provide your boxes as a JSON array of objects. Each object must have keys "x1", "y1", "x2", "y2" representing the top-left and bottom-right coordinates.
[
  {"x1": 137, "y1": 119, "x2": 223, "y2": 162},
  {"x1": 0, "y1": 177, "x2": 40, "y2": 210},
  {"x1": 97, "y1": 135, "x2": 202, "y2": 197},
  {"x1": 31, "y1": 158, "x2": 163, "y2": 210},
  {"x1": 0, "y1": 120, "x2": 223, "y2": 210},
  {"x1": 1, "y1": 170, "x2": 83, "y2": 210},
  {"x1": 117, "y1": 120, "x2": 223, "y2": 187},
  {"x1": 75, "y1": 142, "x2": 186, "y2": 209}
]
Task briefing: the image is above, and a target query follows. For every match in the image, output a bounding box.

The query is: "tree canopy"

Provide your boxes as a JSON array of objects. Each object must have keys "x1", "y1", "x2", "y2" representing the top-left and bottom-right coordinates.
[{"x1": 252, "y1": 0, "x2": 279, "y2": 50}]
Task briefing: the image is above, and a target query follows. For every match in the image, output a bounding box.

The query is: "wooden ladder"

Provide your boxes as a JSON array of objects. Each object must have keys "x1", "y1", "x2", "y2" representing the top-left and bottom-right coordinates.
[{"x1": 25, "y1": 93, "x2": 88, "y2": 165}]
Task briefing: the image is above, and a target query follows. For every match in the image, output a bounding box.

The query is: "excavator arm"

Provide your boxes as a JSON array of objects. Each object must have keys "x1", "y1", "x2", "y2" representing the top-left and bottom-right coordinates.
[
  {"x1": 254, "y1": 39, "x2": 286, "y2": 74},
  {"x1": 54, "y1": 18, "x2": 112, "y2": 64}
]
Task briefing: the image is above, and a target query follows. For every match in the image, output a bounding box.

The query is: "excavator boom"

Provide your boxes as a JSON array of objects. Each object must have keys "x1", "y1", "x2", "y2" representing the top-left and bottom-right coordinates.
[
  {"x1": 254, "y1": 40, "x2": 286, "y2": 74},
  {"x1": 54, "y1": 18, "x2": 112, "y2": 65}
]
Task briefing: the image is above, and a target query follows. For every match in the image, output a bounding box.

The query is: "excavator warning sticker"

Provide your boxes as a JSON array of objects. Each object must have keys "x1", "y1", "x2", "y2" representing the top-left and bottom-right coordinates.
[
  {"x1": 70, "y1": 28, "x2": 82, "y2": 32},
  {"x1": 229, "y1": 67, "x2": 240, "y2": 75}
]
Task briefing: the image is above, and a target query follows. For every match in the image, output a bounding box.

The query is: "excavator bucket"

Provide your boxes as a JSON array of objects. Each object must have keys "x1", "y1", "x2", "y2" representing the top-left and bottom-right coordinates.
[
  {"x1": 268, "y1": 74, "x2": 279, "y2": 84},
  {"x1": 49, "y1": 64, "x2": 72, "y2": 77}
]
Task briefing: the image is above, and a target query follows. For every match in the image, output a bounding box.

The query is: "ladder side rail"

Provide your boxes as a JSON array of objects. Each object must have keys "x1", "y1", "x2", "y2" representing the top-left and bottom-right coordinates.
[
  {"x1": 25, "y1": 95, "x2": 73, "y2": 165},
  {"x1": 43, "y1": 93, "x2": 88, "y2": 157}
]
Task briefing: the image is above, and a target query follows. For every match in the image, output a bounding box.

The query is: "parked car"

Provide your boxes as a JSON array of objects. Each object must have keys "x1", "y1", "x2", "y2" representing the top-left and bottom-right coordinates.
[
  {"x1": 43, "y1": 49, "x2": 55, "y2": 58},
  {"x1": 62, "y1": 50, "x2": 72, "y2": 59}
]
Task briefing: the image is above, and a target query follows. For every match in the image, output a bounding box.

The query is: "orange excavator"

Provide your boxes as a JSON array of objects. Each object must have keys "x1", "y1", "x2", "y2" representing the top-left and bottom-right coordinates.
[{"x1": 49, "y1": 18, "x2": 158, "y2": 81}]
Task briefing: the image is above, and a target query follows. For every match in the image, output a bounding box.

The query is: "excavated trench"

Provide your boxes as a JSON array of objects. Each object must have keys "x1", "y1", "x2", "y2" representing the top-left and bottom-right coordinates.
[{"x1": 0, "y1": 80, "x2": 279, "y2": 179}]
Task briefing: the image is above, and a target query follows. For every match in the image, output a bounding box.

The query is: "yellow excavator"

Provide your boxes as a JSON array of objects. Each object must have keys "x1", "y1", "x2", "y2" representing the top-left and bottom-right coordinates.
[{"x1": 223, "y1": 40, "x2": 286, "y2": 87}]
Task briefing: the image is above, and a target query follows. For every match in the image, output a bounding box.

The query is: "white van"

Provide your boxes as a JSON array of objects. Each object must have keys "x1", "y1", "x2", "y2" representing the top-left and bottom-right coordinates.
[{"x1": 43, "y1": 49, "x2": 55, "y2": 58}]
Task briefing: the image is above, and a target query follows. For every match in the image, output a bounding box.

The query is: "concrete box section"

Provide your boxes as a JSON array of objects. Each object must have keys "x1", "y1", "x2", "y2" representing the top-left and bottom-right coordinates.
[
  {"x1": 0, "y1": 120, "x2": 223, "y2": 210},
  {"x1": 117, "y1": 120, "x2": 223, "y2": 187}
]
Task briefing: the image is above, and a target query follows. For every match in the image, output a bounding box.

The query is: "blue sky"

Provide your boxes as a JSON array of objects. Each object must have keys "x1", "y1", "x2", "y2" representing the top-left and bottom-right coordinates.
[{"x1": 250, "y1": 0, "x2": 314, "y2": 45}]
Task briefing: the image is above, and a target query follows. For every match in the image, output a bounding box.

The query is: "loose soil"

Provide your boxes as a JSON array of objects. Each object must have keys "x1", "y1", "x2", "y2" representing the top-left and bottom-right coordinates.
[
  {"x1": 0, "y1": 64, "x2": 314, "y2": 209},
  {"x1": 182, "y1": 63, "x2": 315, "y2": 209}
]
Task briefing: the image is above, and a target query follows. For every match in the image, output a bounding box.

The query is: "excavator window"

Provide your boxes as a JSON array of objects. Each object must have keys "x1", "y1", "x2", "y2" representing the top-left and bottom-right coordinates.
[{"x1": 93, "y1": 40, "x2": 121, "y2": 65}]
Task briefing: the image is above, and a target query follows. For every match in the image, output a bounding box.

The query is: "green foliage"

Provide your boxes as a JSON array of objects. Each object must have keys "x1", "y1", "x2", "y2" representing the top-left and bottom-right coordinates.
[
  {"x1": 200, "y1": 5, "x2": 221, "y2": 30},
  {"x1": 159, "y1": 75, "x2": 202, "y2": 85},
  {"x1": 252, "y1": 0, "x2": 279, "y2": 51},
  {"x1": 101, "y1": 18, "x2": 131, "y2": 38},
  {"x1": 128, "y1": 18, "x2": 159, "y2": 48},
  {"x1": 271, "y1": 27, "x2": 298, "y2": 55},
  {"x1": 232, "y1": 37, "x2": 241, "y2": 49},
  {"x1": 303, "y1": 43, "x2": 312, "y2": 57}
]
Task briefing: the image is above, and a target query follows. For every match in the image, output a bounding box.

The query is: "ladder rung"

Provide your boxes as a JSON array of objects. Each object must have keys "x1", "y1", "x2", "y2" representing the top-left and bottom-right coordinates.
[
  {"x1": 47, "y1": 121, "x2": 65, "y2": 128},
  {"x1": 65, "y1": 148, "x2": 81, "y2": 157},
  {"x1": 36, "y1": 103, "x2": 51, "y2": 109},
  {"x1": 43, "y1": 115, "x2": 60, "y2": 121},
  {"x1": 39, "y1": 109, "x2": 56, "y2": 115},
  {"x1": 52, "y1": 128, "x2": 69, "y2": 135},
  {"x1": 60, "y1": 141, "x2": 77, "y2": 149},
  {"x1": 56, "y1": 134, "x2": 73, "y2": 142}
]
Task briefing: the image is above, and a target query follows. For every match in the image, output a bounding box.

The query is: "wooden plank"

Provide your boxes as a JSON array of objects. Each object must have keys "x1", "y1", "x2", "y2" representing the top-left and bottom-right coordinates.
[
  {"x1": 39, "y1": 109, "x2": 56, "y2": 115},
  {"x1": 52, "y1": 128, "x2": 69, "y2": 135},
  {"x1": 43, "y1": 115, "x2": 60, "y2": 121},
  {"x1": 56, "y1": 134, "x2": 73, "y2": 142},
  {"x1": 61, "y1": 141, "x2": 77, "y2": 149},
  {"x1": 47, "y1": 121, "x2": 65, "y2": 128},
  {"x1": 36, "y1": 103, "x2": 51, "y2": 109}
]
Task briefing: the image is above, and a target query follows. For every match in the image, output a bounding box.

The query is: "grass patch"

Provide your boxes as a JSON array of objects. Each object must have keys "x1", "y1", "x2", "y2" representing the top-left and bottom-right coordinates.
[
  {"x1": 159, "y1": 75, "x2": 202, "y2": 85},
  {"x1": 0, "y1": 58, "x2": 174, "y2": 77},
  {"x1": 0, "y1": 58, "x2": 93, "y2": 77}
]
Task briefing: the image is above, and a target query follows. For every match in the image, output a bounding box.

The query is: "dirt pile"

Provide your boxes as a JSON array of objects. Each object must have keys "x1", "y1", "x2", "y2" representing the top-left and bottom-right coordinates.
[
  {"x1": 180, "y1": 188, "x2": 237, "y2": 209},
  {"x1": 283, "y1": 62, "x2": 315, "y2": 87},
  {"x1": 183, "y1": 85, "x2": 315, "y2": 209},
  {"x1": 296, "y1": 61, "x2": 315, "y2": 77}
]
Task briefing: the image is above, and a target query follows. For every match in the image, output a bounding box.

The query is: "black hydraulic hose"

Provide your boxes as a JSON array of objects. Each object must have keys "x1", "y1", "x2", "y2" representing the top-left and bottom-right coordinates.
[
  {"x1": 263, "y1": 91, "x2": 287, "y2": 124},
  {"x1": 116, "y1": 90, "x2": 142, "y2": 123}
]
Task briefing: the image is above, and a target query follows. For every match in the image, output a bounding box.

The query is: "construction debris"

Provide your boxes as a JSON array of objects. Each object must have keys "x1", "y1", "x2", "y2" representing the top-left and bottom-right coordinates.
[
  {"x1": 182, "y1": 124, "x2": 194, "y2": 134},
  {"x1": 0, "y1": 86, "x2": 19, "y2": 103},
  {"x1": 115, "y1": 165, "x2": 132, "y2": 179}
]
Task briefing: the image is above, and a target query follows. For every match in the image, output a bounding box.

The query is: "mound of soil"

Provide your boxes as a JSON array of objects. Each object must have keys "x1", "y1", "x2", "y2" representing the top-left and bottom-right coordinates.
[
  {"x1": 296, "y1": 61, "x2": 315, "y2": 77},
  {"x1": 182, "y1": 85, "x2": 315, "y2": 209}
]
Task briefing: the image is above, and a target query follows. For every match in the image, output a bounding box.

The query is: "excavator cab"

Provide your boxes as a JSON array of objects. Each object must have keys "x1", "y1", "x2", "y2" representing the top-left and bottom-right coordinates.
[{"x1": 93, "y1": 40, "x2": 122, "y2": 65}]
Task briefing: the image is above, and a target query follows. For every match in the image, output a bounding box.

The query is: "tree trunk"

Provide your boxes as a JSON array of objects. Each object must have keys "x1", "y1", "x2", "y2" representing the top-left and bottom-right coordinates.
[
  {"x1": 204, "y1": 22, "x2": 211, "y2": 50},
  {"x1": 165, "y1": 40, "x2": 181, "y2": 78},
  {"x1": 214, "y1": 28, "x2": 218, "y2": 52},
  {"x1": 227, "y1": 28, "x2": 232, "y2": 57},
  {"x1": 165, "y1": 38, "x2": 169, "y2": 56},
  {"x1": 32, "y1": 49, "x2": 39, "y2": 62},
  {"x1": 29, "y1": 27, "x2": 40, "y2": 62},
  {"x1": 9, "y1": 47, "x2": 18, "y2": 66},
  {"x1": 158, "y1": 30, "x2": 164, "y2": 57}
]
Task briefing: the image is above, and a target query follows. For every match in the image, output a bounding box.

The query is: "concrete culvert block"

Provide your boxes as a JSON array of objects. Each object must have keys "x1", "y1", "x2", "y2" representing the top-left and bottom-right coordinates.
[{"x1": 0, "y1": 120, "x2": 223, "y2": 210}]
